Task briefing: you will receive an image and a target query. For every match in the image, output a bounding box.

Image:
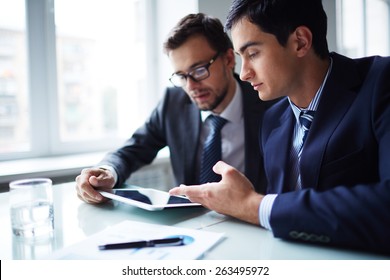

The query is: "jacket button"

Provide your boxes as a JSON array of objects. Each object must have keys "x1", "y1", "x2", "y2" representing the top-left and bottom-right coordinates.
[{"x1": 289, "y1": 231, "x2": 331, "y2": 243}]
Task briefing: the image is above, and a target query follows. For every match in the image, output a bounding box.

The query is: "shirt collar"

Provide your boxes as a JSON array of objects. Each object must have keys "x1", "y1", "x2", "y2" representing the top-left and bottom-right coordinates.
[
  {"x1": 289, "y1": 57, "x2": 333, "y2": 123},
  {"x1": 201, "y1": 79, "x2": 243, "y2": 123}
]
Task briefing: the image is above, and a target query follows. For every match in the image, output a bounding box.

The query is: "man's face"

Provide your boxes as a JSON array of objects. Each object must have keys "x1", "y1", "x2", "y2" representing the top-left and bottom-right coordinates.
[
  {"x1": 168, "y1": 35, "x2": 235, "y2": 113},
  {"x1": 231, "y1": 18, "x2": 300, "y2": 102}
]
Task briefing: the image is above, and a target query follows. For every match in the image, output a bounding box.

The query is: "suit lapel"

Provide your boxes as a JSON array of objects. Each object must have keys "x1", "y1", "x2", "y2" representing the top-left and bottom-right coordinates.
[
  {"x1": 300, "y1": 54, "x2": 361, "y2": 189},
  {"x1": 264, "y1": 106, "x2": 295, "y2": 193}
]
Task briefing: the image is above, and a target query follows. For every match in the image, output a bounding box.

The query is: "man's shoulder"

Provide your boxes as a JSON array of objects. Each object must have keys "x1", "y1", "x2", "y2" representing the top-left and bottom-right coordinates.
[
  {"x1": 331, "y1": 52, "x2": 390, "y2": 75},
  {"x1": 357, "y1": 54, "x2": 390, "y2": 77}
]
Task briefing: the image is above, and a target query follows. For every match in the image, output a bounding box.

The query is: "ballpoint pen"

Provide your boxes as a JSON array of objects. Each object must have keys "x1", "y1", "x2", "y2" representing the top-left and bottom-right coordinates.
[{"x1": 98, "y1": 237, "x2": 185, "y2": 250}]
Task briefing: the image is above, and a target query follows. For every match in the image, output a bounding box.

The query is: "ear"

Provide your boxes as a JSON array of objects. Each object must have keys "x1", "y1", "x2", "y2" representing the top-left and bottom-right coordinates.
[
  {"x1": 292, "y1": 26, "x2": 312, "y2": 57},
  {"x1": 223, "y1": 48, "x2": 236, "y2": 70}
]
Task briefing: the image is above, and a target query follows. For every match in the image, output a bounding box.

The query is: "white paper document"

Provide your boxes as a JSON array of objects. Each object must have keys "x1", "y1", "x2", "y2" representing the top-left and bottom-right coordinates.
[{"x1": 48, "y1": 220, "x2": 224, "y2": 260}]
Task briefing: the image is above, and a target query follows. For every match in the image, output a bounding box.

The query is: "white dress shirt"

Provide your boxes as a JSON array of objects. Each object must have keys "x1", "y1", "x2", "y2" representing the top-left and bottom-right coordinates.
[
  {"x1": 103, "y1": 80, "x2": 245, "y2": 186},
  {"x1": 199, "y1": 80, "x2": 245, "y2": 175}
]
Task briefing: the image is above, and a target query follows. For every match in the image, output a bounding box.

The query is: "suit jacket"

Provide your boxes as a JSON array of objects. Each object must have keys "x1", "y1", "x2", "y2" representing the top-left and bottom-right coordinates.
[
  {"x1": 101, "y1": 75, "x2": 273, "y2": 193},
  {"x1": 261, "y1": 53, "x2": 390, "y2": 254}
]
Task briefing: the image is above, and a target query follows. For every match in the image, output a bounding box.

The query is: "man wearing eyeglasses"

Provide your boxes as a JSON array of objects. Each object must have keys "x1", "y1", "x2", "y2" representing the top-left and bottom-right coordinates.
[{"x1": 76, "y1": 13, "x2": 276, "y2": 203}]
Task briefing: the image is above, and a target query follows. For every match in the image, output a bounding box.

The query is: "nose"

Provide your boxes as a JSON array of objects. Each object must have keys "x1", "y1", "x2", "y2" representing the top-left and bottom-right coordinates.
[
  {"x1": 239, "y1": 60, "x2": 253, "y2": 82},
  {"x1": 185, "y1": 76, "x2": 201, "y2": 91}
]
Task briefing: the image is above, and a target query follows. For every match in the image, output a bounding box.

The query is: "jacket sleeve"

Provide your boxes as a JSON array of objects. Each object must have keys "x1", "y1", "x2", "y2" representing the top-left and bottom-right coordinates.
[{"x1": 270, "y1": 181, "x2": 390, "y2": 254}]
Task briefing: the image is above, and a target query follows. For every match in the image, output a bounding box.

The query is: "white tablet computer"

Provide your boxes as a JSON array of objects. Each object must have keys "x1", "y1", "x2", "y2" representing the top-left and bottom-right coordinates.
[{"x1": 99, "y1": 188, "x2": 201, "y2": 211}]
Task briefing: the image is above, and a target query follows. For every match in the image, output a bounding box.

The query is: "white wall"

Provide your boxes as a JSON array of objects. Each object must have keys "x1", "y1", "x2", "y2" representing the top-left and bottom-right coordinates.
[
  {"x1": 323, "y1": 0, "x2": 337, "y2": 52},
  {"x1": 155, "y1": 0, "x2": 199, "y2": 97},
  {"x1": 199, "y1": 0, "x2": 229, "y2": 25}
]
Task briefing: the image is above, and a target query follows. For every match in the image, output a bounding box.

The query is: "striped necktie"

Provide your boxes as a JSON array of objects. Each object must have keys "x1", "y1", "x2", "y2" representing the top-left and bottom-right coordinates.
[
  {"x1": 300, "y1": 111, "x2": 315, "y2": 148},
  {"x1": 291, "y1": 110, "x2": 315, "y2": 189},
  {"x1": 199, "y1": 115, "x2": 227, "y2": 184}
]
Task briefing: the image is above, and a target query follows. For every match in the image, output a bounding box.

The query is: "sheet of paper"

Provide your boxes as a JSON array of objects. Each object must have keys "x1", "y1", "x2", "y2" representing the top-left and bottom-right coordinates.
[{"x1": 47, "y1": 220, "x2": 224, "y2": 260}]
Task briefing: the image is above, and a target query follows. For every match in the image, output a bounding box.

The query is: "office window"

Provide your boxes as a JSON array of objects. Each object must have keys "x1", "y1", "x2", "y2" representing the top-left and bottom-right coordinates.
[
  {"x1": 55, "y1": 0, "x2": 150, "y2": 144},
  {"x1": 0, "y1": 0, "x2": 155, "y2": 160},
  {"x1": 337, "y1": 0, "x2": 390, "y2": 57},
  {"x1": 0, "y1": 0, "x2": 29, "y2": 154}
]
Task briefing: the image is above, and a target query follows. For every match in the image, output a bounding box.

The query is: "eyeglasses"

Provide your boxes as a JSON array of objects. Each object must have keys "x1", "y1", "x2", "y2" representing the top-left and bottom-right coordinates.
[{"x1": 169, "y1": 53, "x2": 220, "y2": 87}]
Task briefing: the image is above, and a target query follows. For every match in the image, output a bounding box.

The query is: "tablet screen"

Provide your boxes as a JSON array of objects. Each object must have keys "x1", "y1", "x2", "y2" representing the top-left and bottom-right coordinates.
[
  {"x1": 99, "y1": 188, "x2": 201, "y2": 211},
  {"x1": 113, "y1": 189, "x2": 193, "y2": 205}
]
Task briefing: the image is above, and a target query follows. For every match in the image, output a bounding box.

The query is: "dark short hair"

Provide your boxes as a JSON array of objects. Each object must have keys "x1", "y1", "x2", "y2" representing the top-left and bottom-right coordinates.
[
  {"x1": 163, "y1": 13, "x2": 233, "y2": 54},
  {"x1": 225, "y1": 0, "x2": 329, "y2": 59}
]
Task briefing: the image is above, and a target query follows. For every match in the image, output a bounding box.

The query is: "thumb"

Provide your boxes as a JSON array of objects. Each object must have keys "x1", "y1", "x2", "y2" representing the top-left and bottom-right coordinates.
[
  {"x1": 213, "y1": 161, "x2": 244, "y2": 181},
  {"x1": 212, "y1": 161, "x2": 234, "y2": 176},
  {"x1": 89, "y1": 172, "x2": 114, "y2": 188}
]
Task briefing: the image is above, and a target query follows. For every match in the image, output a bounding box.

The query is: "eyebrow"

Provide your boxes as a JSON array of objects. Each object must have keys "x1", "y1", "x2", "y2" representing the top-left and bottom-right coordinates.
[{"x1": 236, "y1": 41, "x2": 262, "y2": 55}]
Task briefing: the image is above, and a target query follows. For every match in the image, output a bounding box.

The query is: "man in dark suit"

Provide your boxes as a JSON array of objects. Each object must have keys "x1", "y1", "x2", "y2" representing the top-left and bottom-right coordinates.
[
  {"x1": 76, "y1": 13, "x2": 274, "y2": 203},
  {"x1": 170, "y1": 0, "x2": 390, "y2": 254}
]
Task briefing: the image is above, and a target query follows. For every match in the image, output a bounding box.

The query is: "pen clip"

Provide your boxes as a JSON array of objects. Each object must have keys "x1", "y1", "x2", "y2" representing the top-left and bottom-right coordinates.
[{"x1": 152, "y1": 237, "x2": 184, "y2": 247}]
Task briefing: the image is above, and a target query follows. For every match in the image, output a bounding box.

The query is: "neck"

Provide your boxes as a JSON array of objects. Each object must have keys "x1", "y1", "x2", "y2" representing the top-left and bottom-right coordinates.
[{"x1": 289, "y1": 56, "x2": 330, "y2": 108}]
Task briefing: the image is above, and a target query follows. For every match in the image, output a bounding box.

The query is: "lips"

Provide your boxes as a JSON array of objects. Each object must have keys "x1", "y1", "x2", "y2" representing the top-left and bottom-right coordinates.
[
  {"x1": 192, "y1": 91, "x2": 210, "y2": 101},
  {"x1": 251, "y1": 83, "x2": 262, "y2": 91}
]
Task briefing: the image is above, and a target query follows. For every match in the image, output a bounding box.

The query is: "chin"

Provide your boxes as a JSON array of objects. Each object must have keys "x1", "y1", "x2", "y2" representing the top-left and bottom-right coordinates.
[
  {"x1": 196, "y1": 100, "x2": 218, "y2": 111},
  {"x1": 257, "y1": 91, "x2": 277, "y2": 102},
  {"x1": 196, "y1": 103, "x2": 212, "y2": 111},
  {"x1": 257, "y1": 92, "x2": 266, "y2": 101}
]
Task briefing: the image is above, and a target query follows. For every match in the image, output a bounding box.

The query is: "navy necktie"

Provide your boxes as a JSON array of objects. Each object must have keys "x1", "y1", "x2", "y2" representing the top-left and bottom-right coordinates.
[
  {"x1": 299, "y1": 110, "x2": 315, "y2": 150},
  {"x1": 199, "y1": 115, "x2": 227, "y2": 184},
  {"x1": 291, "y1": 110, "x2": 315, "y2": 190}
]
